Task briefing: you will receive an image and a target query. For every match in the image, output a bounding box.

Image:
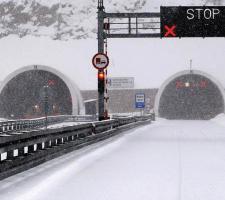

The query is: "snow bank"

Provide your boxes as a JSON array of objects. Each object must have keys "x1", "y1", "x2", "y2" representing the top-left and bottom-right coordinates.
[{"x1": 211, "y1": 113, "x2": 225, "y2": 127}]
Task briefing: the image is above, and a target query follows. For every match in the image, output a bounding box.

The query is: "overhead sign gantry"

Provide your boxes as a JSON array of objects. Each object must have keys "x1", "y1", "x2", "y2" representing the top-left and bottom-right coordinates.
[{"x1": 96, "y1": 0, "x2": 225, "y2": 121}]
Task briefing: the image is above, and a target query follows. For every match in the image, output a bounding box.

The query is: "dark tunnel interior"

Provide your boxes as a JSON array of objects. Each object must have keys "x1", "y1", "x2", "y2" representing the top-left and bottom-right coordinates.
[
  {"x1": 158, "y1": 74, "x2": 224, "y2": 120},
  {"x1": 0, "y1": 70, "x2": 73, "y2": 119}
]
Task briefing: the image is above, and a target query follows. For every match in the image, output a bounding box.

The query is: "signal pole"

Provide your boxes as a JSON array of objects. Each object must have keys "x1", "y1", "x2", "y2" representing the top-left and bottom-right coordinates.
[
  {"x1": 96, "y1": 0, "x2": 160, "y2": 120},
  {"x1": 97, "y1": 0, "x2": 106, "y2": 121}
]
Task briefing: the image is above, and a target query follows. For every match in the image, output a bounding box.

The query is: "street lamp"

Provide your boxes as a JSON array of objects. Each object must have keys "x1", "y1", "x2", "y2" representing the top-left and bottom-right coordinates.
[{"x1": 43, "y1": 85, "x2": 49, "y2": 130}]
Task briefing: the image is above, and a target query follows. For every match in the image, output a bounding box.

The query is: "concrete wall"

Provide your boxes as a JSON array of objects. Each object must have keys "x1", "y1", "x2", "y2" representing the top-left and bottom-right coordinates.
[{"x1": 81, "y1": 89, "x2": 158, "y2": 114}]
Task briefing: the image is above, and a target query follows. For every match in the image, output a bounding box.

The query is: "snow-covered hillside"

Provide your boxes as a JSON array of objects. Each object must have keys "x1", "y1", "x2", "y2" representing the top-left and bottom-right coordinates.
[{"x1": 0, "y1": 0, "x2": 223, "y2": 40}]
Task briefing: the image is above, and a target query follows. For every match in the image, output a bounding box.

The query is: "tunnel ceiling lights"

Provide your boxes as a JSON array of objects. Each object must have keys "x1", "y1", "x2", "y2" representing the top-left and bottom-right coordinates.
[
  {"x1": 176, "y1": 80, "x2": 208, "y2": 89},
  {"x1": 185, "y1": 82, "x2": 190, "y2": 87}
]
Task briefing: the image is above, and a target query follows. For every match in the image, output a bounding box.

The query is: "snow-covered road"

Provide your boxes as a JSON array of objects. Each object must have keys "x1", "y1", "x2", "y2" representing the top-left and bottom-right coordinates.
[{"x1": 1, "y1": 119, "x2": 225, "y2": 200}]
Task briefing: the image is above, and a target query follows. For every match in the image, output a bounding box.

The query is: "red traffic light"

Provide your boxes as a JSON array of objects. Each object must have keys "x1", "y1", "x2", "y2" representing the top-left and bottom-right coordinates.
[{"x1": 98, "y1": 71, "x2": 105, "y2": 80}]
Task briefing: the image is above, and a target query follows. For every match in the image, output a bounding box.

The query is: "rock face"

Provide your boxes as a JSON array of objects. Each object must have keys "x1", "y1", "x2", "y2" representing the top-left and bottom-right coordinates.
[
  {"x1": 0, "y1": 0, "x2": 222, "y2": 40},
  {"x1": 0, "y1": 0, "x2": 149, "y2": 40}
]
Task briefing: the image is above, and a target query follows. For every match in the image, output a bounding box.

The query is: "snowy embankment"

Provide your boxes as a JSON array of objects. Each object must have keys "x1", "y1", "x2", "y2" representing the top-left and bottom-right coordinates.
[
  {"x1": 1, "y1": 119, "x2": 225, "y2": 200},
  {"x1": 211, "y1": 113, "x2": 225, "y2": 127}
]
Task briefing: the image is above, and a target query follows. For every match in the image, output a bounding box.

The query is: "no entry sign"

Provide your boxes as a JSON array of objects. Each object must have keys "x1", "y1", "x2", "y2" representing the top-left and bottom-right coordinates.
[
  {"x1": 161, "y1": 6, "x2": 225, "y2": 37},
  {"x1": 92, "y1": 53, "x2": 109, "y2": 70}
]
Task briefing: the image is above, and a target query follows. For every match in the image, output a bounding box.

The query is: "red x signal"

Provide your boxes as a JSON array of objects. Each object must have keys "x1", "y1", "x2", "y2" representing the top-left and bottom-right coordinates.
[
  {"x1": 200, "y1": 80, "x2": 207, "y2": 88},
  {"x1": 176, "y1": 81, "x2": 183, "y2": 89},
  {"x1": 164, "y1": 25, "x2": 176, "y2": 37},
  {"x1": 48, "y1": 80, "x2": 55, "y2": 86}
]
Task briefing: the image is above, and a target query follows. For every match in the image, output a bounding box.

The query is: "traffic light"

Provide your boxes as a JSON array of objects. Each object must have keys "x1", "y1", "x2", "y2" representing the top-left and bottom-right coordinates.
[{"x1": 98, "y1": 70, "x2": 105, "y2": 93}]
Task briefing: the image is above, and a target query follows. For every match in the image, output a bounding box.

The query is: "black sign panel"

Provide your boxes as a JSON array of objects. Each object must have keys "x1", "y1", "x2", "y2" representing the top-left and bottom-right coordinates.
[{"x1": 161, "y1": 6, "x2": 225, "y2": 37}]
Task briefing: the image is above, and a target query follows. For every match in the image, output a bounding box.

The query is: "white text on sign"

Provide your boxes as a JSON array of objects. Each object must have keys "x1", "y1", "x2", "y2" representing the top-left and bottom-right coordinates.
[{"x1": 187, "y1": 8, "x2": 220, "y2": 20}]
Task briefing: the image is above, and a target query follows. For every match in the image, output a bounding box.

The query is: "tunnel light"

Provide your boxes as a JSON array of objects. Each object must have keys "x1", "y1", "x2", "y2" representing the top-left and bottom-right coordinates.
[
  {"x1": 34, "y1": 105, "x2": 39, "y2": 109},
  {"x1": 185, "y1": 82, "x2": 190, "y2": 87},
  {"x1": 200, "y1": 80, "x2": 207, "y2": 88},
  {"x1": 34, "y1": 105, "x2": 40, "y2": 112},
  {"x1": 176, "y1": 81, "x2": 183, "y2": 89},
  {"x1": 48, "y1": 80, "x2": 56, "y2": 86}
]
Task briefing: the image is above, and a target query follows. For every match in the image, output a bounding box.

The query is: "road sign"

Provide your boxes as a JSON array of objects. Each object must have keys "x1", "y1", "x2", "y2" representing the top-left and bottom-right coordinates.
[
  {"x1": 161, "y1": 6, "x2": 225, "y2": 37},
  {"x1": 92, "y1": 53, "x2": 109, "y2": 70},
  {"x1": 107, "y1": 77, "x2": 134, "y2": 89},
  {"x1": 135, "y1": 93, "x2": 145, "y2": 109}
]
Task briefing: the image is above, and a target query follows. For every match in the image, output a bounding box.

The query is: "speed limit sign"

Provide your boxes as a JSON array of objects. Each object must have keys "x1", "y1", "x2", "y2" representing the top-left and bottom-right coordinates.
[{"x1": 92, "y1": 53, "x2": 109, "y2": 70}]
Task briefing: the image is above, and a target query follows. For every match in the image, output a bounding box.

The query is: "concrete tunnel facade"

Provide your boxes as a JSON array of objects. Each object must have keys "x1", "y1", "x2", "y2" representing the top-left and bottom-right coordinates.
[
  {"x1": 0, "y1": 65, "x2": 84, "y2": 119},
  {"x1": 154, "y1": 70, "x2": 225, "y2": 120}
]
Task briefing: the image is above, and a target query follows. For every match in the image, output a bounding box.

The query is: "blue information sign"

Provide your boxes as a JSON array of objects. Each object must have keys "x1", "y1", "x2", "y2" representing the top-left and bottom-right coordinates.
[{"x1": 135, "y1": 93, "x2": 145, "y2": 109}]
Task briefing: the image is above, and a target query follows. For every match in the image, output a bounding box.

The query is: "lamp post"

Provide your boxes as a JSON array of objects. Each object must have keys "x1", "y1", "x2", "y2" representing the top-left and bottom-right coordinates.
[{"x1": 43, "y1": 85, "x2": 49, "y2": 130}]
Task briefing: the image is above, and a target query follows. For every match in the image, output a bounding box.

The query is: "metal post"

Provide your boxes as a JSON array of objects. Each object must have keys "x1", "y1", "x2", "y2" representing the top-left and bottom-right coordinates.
[
  {"x1": 28, "y1": 145, "x2": 35, "y2": 154},
  {"x1": 98, "y1": 0, "x2": 105, "y2": 121},
  {"x1": 44, "y1": 85, "x2": 49, "y2": 129},
  {"x1": 7, "y1": 150, "x2": 14, "y2": 160},
  {"x1": 18, "y1": 147, "x2": 24, "y2": 157},
  {"x1": 37, "y1": 143, "x2": 43, "y2": 150},
  {"x1": 98, "y1": 0, "x2": 104, "y2": 10}
]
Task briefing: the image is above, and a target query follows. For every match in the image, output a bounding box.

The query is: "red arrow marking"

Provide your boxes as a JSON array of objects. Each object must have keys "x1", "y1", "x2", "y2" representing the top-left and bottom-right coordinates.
[{"x1": 164, "y1": 25, "x2": 176, "y2": 37}]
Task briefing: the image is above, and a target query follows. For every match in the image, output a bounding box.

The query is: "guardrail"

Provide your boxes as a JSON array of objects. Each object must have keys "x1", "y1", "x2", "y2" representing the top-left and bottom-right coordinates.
[
  {"x1": 67, "y1": 115, "x2": 97, "y2": 122},
  {"x1": 0, "y1": 115, "x2": 98, "y2": 134},
  {"x1": 0, "y1": 115, "x2": 153, "y2": 180}
]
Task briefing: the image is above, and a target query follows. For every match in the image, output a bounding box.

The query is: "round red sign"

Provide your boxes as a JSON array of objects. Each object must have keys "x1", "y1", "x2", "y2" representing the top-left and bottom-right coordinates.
[{"x1": 92, "y1": 53, "x2": 109, "y2": 70}]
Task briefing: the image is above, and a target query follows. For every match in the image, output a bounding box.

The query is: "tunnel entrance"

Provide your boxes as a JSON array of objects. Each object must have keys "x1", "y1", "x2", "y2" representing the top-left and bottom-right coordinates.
[
  {"x1": 0, "y1": 70, "x2": 73, "y2": 119},
  {"x1": 156, "y1": 72, "x2": 225, "y2": 120}
]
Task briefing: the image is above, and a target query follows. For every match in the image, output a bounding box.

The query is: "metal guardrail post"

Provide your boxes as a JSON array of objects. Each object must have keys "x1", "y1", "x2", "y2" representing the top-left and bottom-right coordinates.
[
  {"x1": 18, "y1": 147, "x2": 25, "y2": 157},
  {"x1": 37, "y1": 143, "x2": 43, "y2": 150},
  {"x1": 7, "y1": 150, "x2": 14, "y2": 160},
  {"x1": 28, "y1": 145, "x2": 35, "y2": 154},
  {"x1": 44, "y1": 141, "x2": 50, "y2": 149},
  {"x1": 51, "y1": 139, "x2": 57, "y2": 147}
]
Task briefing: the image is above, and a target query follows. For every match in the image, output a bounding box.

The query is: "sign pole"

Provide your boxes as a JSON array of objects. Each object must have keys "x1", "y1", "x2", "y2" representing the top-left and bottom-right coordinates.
[{"x1": 97, "y1": 0, "x2": 105, "y2": 121}]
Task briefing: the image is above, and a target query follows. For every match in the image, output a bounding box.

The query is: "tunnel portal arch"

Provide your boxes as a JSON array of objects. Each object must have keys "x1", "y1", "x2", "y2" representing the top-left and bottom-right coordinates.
[
  {"x1": 154, "y1": 70, "x2": 225, "y2": 120},
  {"x1": 0, "y1": 65, "x2": 84, "y2": 119}
]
